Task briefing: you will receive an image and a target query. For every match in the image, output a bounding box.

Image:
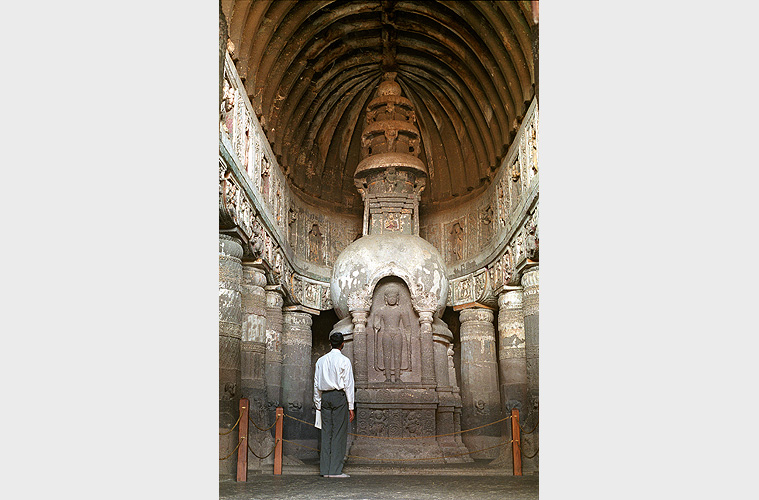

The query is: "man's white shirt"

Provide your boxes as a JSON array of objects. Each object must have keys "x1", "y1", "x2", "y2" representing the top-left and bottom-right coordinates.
[{"x1": 313, "y1": 348, "x2": 355, "y2": 411}]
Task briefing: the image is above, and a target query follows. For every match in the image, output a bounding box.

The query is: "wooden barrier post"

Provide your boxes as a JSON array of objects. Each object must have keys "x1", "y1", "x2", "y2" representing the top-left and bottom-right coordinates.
[
  {"x1": 274, "y1": 407, "x2": 283, "y2": 475},
  {"x1": 511, "y1": 408, "x2": 522, "y2": 476},
  {"x1": 237, "y1": 399, "x2": 249, "y2": 482}
]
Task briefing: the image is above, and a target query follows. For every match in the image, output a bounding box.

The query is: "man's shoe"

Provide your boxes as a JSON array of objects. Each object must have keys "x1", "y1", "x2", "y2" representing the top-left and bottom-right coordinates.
[{"x1": 330, "y1": 473, "x2": 350, "y2": 478}]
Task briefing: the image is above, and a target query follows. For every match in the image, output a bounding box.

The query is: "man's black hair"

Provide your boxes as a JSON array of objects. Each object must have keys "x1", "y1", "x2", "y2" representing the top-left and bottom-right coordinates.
[{"x1": 329, "y1": 332, "x2": 344, "y2": 348}]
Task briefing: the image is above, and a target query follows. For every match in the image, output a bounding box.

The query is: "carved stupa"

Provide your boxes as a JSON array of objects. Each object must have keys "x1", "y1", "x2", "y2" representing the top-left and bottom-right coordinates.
[{"x1": 329, "y1": 73, "x2": 470, "y2": 463}]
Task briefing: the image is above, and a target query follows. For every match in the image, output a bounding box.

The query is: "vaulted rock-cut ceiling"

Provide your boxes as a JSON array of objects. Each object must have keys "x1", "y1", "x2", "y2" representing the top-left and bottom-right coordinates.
[{"x1": 222, "y1": 0, "x2": 537, "y2": 212}]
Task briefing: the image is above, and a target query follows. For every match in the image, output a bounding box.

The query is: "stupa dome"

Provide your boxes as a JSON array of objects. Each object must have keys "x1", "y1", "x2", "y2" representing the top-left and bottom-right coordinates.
[{"x1": 330, "y1": 234, "x2": 448, "y2": 319}]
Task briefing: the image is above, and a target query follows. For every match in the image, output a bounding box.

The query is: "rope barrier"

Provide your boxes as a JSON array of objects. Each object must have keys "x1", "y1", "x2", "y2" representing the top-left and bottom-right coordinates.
[
  {"x1": 280, "y1": 437, "x2": 514, "y2": 461},
  {"x1": 281, "y1": 438, "x2": 320, "y2": 452},
  {"x1": 249, "y1": 414, "x2": 279, "y2": 432},
  {"x1": 283, "y1": 412, "x2": 512, "y2": 440},
  {"x1": 519, "y1": 418, "x2": 538, "y2": 435},
  {"x1": 219, "y1": 437, "x2": 243, "y2": 461},
  {"x1": 516, "y1": 439, "x2": 539, "y2": 459},
  {"x1": 282, "y1": 413, "x2": 317, "y2": 427},
  {"x1": 248, "y1": 439, "x2": 279, "y2": 460},
  {"x1": 219, "y1": 412, "x2": 243, "y2": 436}
]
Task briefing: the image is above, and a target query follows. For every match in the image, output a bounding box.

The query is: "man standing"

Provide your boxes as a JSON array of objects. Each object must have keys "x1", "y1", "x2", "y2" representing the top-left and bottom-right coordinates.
[{"x1": 313, "y1": 332, "x2": 355, "y2": 478}]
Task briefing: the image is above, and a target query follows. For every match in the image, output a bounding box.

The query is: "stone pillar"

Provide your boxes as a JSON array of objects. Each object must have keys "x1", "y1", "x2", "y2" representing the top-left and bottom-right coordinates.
[
  {"x1": 281, "y1": 310, "x2": 315, "y2": 458},
  {"x1": 219, "y1": 234, "x2": 243, "y2": 477},
  {"x1": 490, "y1": 287, "x2": 528, "y2": 470},
  {"x1": 521, "y1": 266, "x2": 539, "y2": 471},
  {"x1": 432, "y1": 320, "x2": 464, "y2": 462},
  {"x1": 241, "y1": 263, "x2": 272, "y2": 469},
  {"x1": 447, "y1": 345, "x2": 466, "y2": 451},
  {"x1": 241, "y1": 264, "x2": 268, "y2": 401},
  {"x1": 458, "y1": 307, "x2": 501, "y2": 458},
  {"x1": 497, "y1": 288, "x2": 528, "y2": 414},
  {"x1": 264, "y1": 286, "x2": 284, "y2": 409},
  {"x1": 351, "y1": 309, "x2": 369, "y2": 386},
  {"x1": 419, "y1": 311, "x2": 437, "y2": 386}
]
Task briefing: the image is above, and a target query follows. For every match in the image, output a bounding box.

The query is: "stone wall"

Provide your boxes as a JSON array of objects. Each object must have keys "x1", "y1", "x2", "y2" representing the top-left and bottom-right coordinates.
[{"x1": 420, "y1": 100, "x2": 538, "y2": 281}]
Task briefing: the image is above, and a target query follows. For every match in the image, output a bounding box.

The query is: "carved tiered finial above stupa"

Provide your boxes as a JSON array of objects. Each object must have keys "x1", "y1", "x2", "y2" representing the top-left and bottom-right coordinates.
[{"x1": 354, "y1": 73, "x2": 427, "y2": 236}]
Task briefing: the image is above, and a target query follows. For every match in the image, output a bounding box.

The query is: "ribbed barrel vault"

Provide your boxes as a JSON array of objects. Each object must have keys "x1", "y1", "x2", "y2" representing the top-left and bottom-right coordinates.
[{"x1": 222, "y1": 0, "x2": 537, "y2": 212}]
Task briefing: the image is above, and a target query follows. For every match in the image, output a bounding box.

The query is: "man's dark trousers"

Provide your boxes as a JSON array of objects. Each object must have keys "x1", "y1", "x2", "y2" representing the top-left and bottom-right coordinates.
[{"x1": 320, "y1": 389, "x2": 348, "y2": 476}]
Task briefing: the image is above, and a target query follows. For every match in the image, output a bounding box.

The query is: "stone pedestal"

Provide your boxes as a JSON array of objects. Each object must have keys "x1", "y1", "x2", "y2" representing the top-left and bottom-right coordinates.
[
  {"x1": 521, "y1": 266, "x2": 539, "y2": 471},
  {"x1": 264, "y1": 287, "x2": 284, "y2": 409},
  {"x1": 219, "y1": 234, "x2": 243, "y2": 477},
  {"x1": 459, "y1": 307, "x2": 501, "y2": 459},
  {"x1": 281, "y1": 310, "x2": 316, "y2": 458},
  {"x1": 349, "y1": 386, "x2": 444, "y2": 463},
  {"x1": 241, "y1": 264, "x2": 273, "y2": 468}
]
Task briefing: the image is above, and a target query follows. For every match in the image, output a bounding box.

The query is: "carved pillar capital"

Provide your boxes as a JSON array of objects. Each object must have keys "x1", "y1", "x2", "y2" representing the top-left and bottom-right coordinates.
[
  {"x1": 347, "y1": 288, "x2": 372, "y2": 313},
  {"x1": 265, "y1": 286, "x2": 284, "y2": 308},
  {"x1": 242, "y1": 263, "x2": 267, "y2": 287},
  {"x1": 459, "y1": 307, "x2": 495, "y2": 326},
  {"x1": 498, "y1": 287, "x2": 523, "y2": 310},
  {"x1": 283, "y1": 310, "x2": 314, "y2": 328},
  {"x1": 219, "y1": 234, "x2": 244, "y2": 258}
]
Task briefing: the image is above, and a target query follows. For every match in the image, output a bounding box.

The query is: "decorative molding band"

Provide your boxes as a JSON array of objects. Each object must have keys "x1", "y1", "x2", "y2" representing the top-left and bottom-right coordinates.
[
  {"x1": 498, "y1": 288, "x2": 523, "y2": 309},
  {"x1": 499, "y1": 346, "x2": 526, "y2": 359},
  {"x1": 241, "y1": 341, "x2": 266, "y2": 354},
  {"x1": 283, "y1": 311, "x2": 313, "y2": 327},
  {"x1": 282, "y1": 335, "x2": 312, "y2": 348},
  {"x1": 265, "y1": 352, "x2": 283, "y2": 363},
  {"x1": 459, "y1": 308, "x2": 495, "y2": 323},
  {"x1": 219, "y1": 321, "x2": 242, "y2": 340}
]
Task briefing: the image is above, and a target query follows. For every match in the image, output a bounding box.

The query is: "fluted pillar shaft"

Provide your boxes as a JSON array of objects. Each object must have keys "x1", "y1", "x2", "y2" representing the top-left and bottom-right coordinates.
[
  {"x1": 219, "y1": 234, "x2": 243, "y2": 477},
  {"x1": 458, "y1": 307, "x2": 501, "y2": 458}
]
